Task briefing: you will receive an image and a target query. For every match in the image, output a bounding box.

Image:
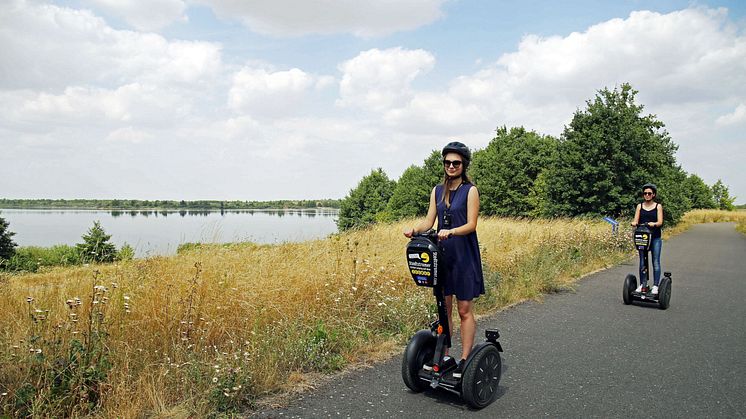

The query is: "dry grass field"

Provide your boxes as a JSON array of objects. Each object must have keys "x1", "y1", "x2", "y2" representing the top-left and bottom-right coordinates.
[{"x1": 5, "y1": 212, "x2": 736, "y2": 417}]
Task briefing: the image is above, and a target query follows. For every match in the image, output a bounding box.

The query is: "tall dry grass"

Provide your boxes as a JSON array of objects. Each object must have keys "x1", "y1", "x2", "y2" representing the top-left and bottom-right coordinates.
[
  {"x1": 666, "y1": 209, "x2": 746, "y2": 237},
  {"x1": 0, "y1": 217, "x2": 631, "y2": 417}
]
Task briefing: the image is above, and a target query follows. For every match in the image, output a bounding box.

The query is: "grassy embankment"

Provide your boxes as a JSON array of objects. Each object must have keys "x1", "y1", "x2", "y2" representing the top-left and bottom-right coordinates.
[
  {"x1": 666, "y1": 208, "x2": 746, "y2": 237},
  {"x1": 5, "y1": 212, "x2": 740, "y2": 417}
]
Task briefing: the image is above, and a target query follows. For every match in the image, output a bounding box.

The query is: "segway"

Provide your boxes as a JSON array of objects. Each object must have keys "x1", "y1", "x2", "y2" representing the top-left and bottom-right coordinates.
[
  {"x1": 401, "y1": 230, "x2": 504, "y2": 409},
  {"x1": 622, "y1": 224, "x2": 672, "y2": 309}
]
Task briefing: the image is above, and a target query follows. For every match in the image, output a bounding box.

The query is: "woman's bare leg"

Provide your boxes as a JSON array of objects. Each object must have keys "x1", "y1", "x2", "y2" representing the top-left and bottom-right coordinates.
[{"x1": 457, "y1": 299, "x2": 476, "y2": 360}]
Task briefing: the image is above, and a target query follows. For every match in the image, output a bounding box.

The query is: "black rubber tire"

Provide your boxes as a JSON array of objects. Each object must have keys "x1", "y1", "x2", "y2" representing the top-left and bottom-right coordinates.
[
  {"x1": 401, "y1": 330, "x2": 436, "y2": 392},
  {"x1": 461, "y1": 344, "x2": 502, "y2": 409},
  {"x1": 658, "y1": 275, "x2": 672, "y2": 310},
  {"x1": 623, "y1": 274, "x2": 636, "y2": 305}
]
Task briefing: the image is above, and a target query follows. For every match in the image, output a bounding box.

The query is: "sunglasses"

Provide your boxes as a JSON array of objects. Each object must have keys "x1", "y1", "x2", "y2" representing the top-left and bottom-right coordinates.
[
  {"x1": 443, "y1": 159, "x2": 463, "y2": 168},
  {"x1": 643, "y1": 192, "x2": 654, "y2": 196}
]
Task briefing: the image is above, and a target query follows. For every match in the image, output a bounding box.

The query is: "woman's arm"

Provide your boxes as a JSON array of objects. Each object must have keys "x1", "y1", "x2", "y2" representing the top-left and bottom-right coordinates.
[
  {"x1": 404, "y1": 187, "x2": 438, "y2": 237},
  {"x1": 631, "y1": 204, "x2": 641, "y2": 226},
  {"x1": 438, "y1": 186, "x2": 480, "y2": 239},
  {"x1": 655, "y1": 204, "x2": 664, "y2": 227}
]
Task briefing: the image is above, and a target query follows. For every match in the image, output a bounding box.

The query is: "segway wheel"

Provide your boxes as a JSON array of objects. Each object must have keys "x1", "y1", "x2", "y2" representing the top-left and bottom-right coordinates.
[
  {"x1": 623, "y1": 274, "x2": 636, "y2": 305},
  {"x1": 461, "y1": 345, "x2": 502, "y2": 409},
  {"x1": 658, "y1": 276, "x2": 672, "y2": 310},
  {"x1": 402, "y1": 330, "x2": 436, "y2": 392}
]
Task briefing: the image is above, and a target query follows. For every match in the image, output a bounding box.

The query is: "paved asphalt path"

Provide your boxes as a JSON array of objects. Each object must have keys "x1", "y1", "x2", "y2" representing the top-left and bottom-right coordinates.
[{"x1": 253, "y1": 223, "x2": 746, "y2": 418}]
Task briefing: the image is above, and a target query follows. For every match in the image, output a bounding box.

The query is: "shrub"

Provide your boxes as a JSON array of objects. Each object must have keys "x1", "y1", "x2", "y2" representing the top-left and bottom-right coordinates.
[{"x1": 76, "y1": 221, "x2": 117, "y2": 263}]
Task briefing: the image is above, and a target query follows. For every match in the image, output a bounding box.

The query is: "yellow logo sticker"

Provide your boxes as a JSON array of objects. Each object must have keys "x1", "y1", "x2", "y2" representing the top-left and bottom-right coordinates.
[{"x1": 420, "y1": 252, "x2": 430, "y2": 263}]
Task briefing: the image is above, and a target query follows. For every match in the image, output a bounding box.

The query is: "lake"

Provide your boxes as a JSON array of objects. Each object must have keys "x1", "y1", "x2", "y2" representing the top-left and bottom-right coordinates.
[{"x1": 0, "y1": 208, "x2": 339, "y2": 257}]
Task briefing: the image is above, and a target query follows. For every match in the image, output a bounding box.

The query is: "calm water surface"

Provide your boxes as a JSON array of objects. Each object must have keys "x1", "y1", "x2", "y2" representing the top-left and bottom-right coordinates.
[{"x1": 0, "y1": 208, "x2": 339, "y2": 257}]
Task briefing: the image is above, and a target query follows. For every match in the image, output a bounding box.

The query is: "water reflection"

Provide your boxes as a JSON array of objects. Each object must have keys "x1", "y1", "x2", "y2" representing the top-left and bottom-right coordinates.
[
  {"x1": 1, "y1": 208, "x2": 339, "y2": 257},
  {"x1": 107, "y1": 208, "x2": 337, "y2": 218}
]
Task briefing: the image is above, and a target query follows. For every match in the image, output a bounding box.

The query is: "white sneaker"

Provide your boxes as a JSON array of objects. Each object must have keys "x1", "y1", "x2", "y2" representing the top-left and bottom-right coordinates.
[
  {"x1": 635, "y1": 285, "x2": 643, "y2": 293},
  {"x1": 652, "y1": 286, "x2": 659, "y2": 295}
]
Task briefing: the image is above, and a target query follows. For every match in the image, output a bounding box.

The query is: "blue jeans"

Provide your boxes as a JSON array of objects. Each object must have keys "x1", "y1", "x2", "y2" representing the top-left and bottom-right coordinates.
[{"x1": 638, "y1": 237, "x2": 662, "y2": 286}]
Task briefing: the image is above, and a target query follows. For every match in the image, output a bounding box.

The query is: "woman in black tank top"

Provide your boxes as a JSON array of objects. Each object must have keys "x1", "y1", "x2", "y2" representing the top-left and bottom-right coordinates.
[{"x1": 631, "y1": 183, "x2": 664, "y2": 294}]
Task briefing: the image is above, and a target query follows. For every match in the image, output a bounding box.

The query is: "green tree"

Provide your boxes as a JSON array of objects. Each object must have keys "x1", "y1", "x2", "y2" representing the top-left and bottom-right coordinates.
[
  {"x1": 683, "y1": 174, "x2": 716, "y2": 209},
  {"x1": 337, "y1": 168, "x2": 396, "y2": 231},
  {"x1": 711, "y1": 179, "x2": 736, "y2": 211},
  {"x1": 470, "y1": 126, "x2": 558, "y2": 217},
  {"x1": 656, "y1": 165, "x2": 692, "y2": 225},
  {"x1": 386, "y1": 151, "x2": 443, "y2": 219},
  {"x1": 545, "y1": 83, "x2": 679, "y2": 218},
  {"x1": 0, "y1": 215, "x2": 18, "y2": 263},
  {"x1": 76, "y1": 221, "x2": 117, "y2": 263}
]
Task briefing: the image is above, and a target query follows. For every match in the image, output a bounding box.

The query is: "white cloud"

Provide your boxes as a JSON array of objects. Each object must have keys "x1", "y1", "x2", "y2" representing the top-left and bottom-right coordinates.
[
  {"x1": 1, "y1": 83, "x2": 194, "y2": 130},
  {"x1": 197, "y1": 0, "x2": 446, "y2": 37},
  {"x1": 106, "y1": 126, "x2": 156, "y2": 143},
  {"x1": 228, "y1": 67, "x2": 315, "y2": 117},
  {"x1": 83, "y1": 0, "x2": 188, "y2": 31},
  {"x1": 0, "y1": 1, "x2": 222, "y2": 90},
  {"x1": 337, "y1": 47, "x2": 435, "y2": 112},
  {"x1": 716, "y1": 103, "x2": 746, "y2": 126},
  {"x1": 379, "y1": 7, "x2": 746, "y2": 138}
]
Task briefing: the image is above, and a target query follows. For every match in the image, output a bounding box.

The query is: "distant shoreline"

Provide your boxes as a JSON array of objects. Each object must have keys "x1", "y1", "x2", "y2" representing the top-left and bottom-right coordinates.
[{"x1": 0, "y1": 198, "x2": 341, "y2": 211}]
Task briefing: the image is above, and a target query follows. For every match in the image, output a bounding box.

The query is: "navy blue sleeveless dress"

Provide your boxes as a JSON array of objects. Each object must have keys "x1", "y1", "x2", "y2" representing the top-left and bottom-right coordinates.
[{"x1": 435, "y1": 183, "x2": 485, "y2": 301}]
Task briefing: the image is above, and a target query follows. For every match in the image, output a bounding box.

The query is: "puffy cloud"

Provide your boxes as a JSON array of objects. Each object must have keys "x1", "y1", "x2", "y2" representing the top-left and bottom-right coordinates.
[
  {"x1": 228, "y1": 67, "x2": 315, "y2": 117},
  {"x1": 82, "y1": 0, "x2": 188, "y2": 31},
  {"x1": 337, "y1": 47, "x2": 435, "y2": 112},
  {"x1": 381, "y1": 7, "x2": 746, "y2": 137},
  {"x1": 0, "y1": 1, "x2": 222, "y2": 90},
  {"x1": 716, "y1": 103, "x2": 746, "y2": 126},
  {"x1": 1, "y1": 83, "x2": 193, "y2": 130},
  {"x1": 198, "y1": 0, "x2": 446, "y2": 37}
]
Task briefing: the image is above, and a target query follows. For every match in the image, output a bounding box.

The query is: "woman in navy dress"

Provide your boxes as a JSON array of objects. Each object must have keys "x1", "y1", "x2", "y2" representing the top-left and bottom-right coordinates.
[
  {"x1": 404, "y1": 141, "x2": 485, "y2": 378},
  {"x1": 631, "y1": 183, "x2": 664, "y2": 294}
]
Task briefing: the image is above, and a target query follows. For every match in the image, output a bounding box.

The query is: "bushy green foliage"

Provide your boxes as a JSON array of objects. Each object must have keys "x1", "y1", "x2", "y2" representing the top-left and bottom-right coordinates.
[
  {"x1": 683, "y1": 174, "x2": 716, "y2": 209},
  {"x1": 76, "y1": 221, "x2": 117, "y2": 263},
  {"x1": 0, "y1": 215, "x2": 17, "y2": 263},
  {"x1": 711, "y1": 179, "x2": 736, "y2": 211},
  {"x1": 470, "y1": 126, "x2": 558, "y2": 216},
  {"x1": 4, "y1": 245, "x2": 81, "y2": 272},
  {"x1": 337, "y1": 168, "x2": 396, "y2": 231},
  {"x1": 116, "y1": 243, "x2": 135, "y2": 261},
  {"x1": 385, "y1": 151, "x2": 442, "y2": 219},
  {"x1": 545, "y1": 83, "x2": 679, "y2": 218},
  {"x1": 656, "y1": 165, "x2": 692, "y2": 225}
]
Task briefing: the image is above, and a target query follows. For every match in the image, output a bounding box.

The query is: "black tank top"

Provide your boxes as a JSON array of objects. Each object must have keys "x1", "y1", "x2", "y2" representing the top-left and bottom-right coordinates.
[{"x1": 639, "y1": 203, "x2": 661, "y2": 239}]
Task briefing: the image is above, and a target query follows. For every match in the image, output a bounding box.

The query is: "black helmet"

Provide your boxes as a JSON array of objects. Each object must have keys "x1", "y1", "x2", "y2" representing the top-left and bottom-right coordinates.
[
  {"x1": 641, "y1": 183, "x2": 657, "y2": 194},
  {"x1": 442, "y1": 141, "x2": 471, "y2": 167}
]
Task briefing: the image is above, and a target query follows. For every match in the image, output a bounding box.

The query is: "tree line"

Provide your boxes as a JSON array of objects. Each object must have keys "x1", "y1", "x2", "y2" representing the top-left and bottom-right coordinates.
[
  {"x1": 338, "y1": 84, "x2": 737, "y2": 231},
  {"x1": 0, "y1": 198, "x2": 341, "y2": 210}
]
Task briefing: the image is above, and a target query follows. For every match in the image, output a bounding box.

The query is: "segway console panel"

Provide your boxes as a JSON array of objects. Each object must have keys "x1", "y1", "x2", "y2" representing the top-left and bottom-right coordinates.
[
  {"x1": 406, "y1": 231, "x2": 439, "y2": 287},
  {"x1": 633, "y1": 225, "x2": 652, "y2": 251}
]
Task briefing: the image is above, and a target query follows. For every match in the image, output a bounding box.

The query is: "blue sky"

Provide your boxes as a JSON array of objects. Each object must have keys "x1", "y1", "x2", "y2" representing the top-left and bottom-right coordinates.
[{"x1": 1, "y1": 0, "x2": 745, "y2": 203}]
